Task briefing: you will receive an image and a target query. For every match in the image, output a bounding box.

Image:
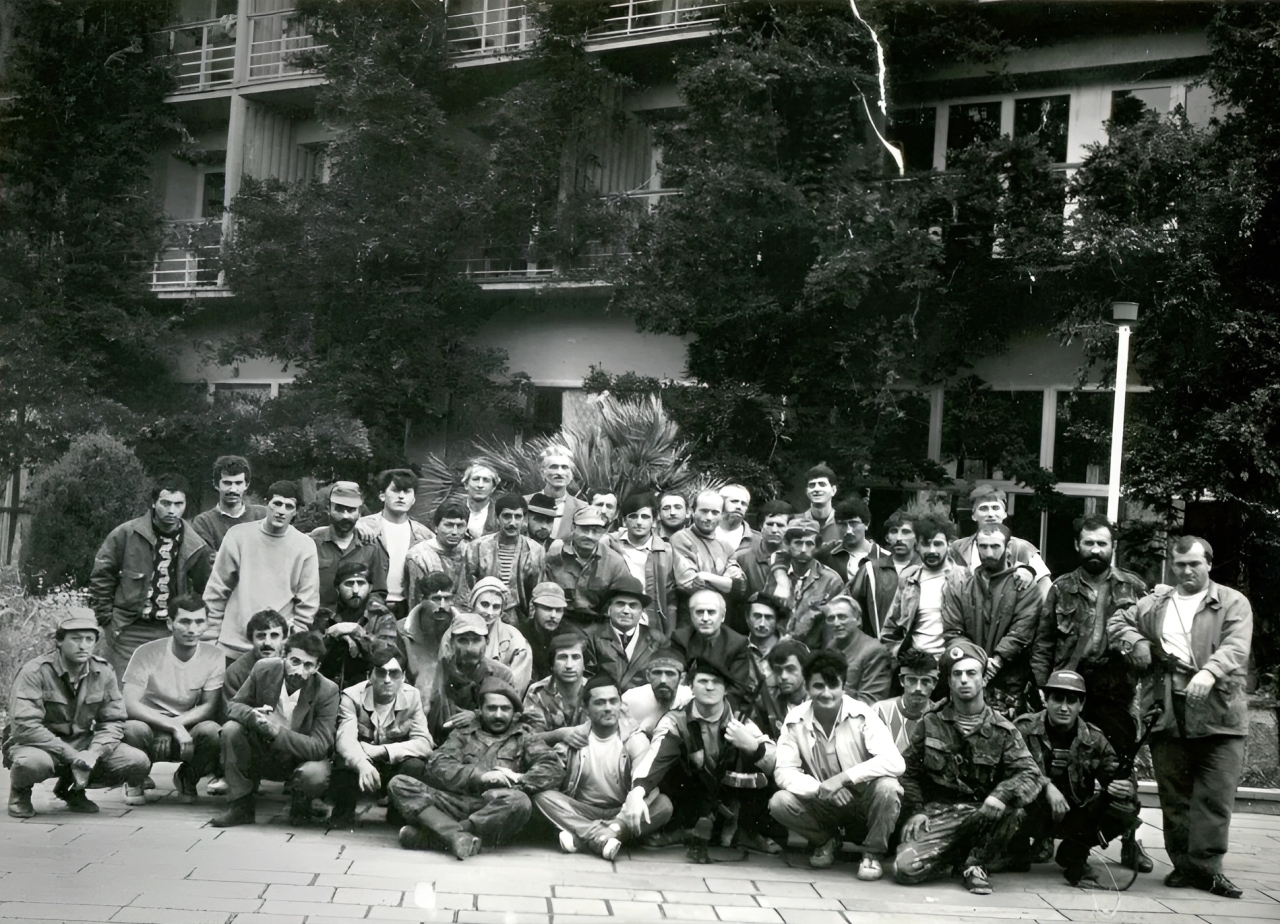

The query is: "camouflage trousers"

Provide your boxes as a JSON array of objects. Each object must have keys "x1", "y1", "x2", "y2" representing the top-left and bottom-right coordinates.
[{"x1": 893, "y1": 800, "x2": 1025, "y2": 884}]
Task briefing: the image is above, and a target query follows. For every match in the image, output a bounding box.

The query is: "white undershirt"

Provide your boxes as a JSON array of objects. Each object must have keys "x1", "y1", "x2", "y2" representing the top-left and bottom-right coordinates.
[
  {"x1": 272, "y1": 681, "x2": 301, "y2": 729},
  {"x1": 912, "y1": 570, "x2": 947, "y2": 656},
  {"x1": 468, "y1": 505, "x2": 489, "y2": 538},
  {"x1": 716, "y1": 524, "x2": 746, "y2": 551},
  {"x1": 384, "y1": 519, "x2": 412, "y2": 601},
  {"x1": 1163, "y1": 589, "x2": 1207, "y2": 666}
]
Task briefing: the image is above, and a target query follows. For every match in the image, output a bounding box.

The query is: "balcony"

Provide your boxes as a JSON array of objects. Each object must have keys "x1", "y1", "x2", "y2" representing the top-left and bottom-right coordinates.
[
  {"x1": 248, "y1": 11, "x2": 326, "y2": 82},
  {"x1": 150, "y1": 220, "x2": 230, "y2": 298},
  {"x1": 158, "y1": 20, "x2": 236, "y2": 93},
  {"x1": 445, "y1": 0, "x2": 725, "y2": 63},
  {"x1": 455, "y1": 241, "x2": 632, "y2": 292}
]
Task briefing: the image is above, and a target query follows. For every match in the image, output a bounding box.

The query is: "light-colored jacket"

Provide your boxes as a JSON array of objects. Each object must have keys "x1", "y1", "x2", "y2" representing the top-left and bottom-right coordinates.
[
  {"x1": 774, "y1": 695, "x2": 905, "y2": 798},
  {"x1": 335, "y1": 680, "x2": 434, "y2": 768},
  {"x1": 439, "y1": 619, "x2": 533, "y2": 695}
]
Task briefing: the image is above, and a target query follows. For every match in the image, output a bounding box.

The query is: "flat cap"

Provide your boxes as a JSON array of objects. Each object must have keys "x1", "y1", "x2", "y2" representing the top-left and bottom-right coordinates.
[
  {"x1": 449, "y1": 611, "x2": 489, "y2": 637},
  {"x1": 939, "y1": 639, "x2": 987, "y2": 675},
  {"x1": 329, "y1": 481, "x2": 363, "y2": 505},
  {"x1": 969, "y1": 483, "x2": 1007, "y2": 504},
  {"x1": 1043, "y1": 669, "x2": 1087, "y2": 695},
  {"x1": 530, "y1": 581, "x2": 567, "y2": 607},
  {"x1": 57, "y1": 607, "x2": 100, "y2": 636},
  {"x1": 572, "y1": 505, "x2": 609, "y2": 528}
]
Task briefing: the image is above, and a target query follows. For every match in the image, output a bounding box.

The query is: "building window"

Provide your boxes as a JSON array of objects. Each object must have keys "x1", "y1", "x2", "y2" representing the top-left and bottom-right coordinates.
[
  {"x1": 1111, "y1": 87, "x2": 1171, "y2": 123},
  {"x1": 947, "y1": 101, "x2": 1002, "y2": 156},
  {"x1": 201, "y1": 171, "x2": 226, "y2": 218},
  {"x1": 529, "y1": 387, "x2": 564, "y2": 436},
  {"x1": 213, "y1": 382, "x2": 271, "y2": 403},
  {"x1": 887, "y1": 107, "x2": 937, "y2": 173},
  {"x1": 1014, "y1": 94, "x2": 1070, "y2": 164}
]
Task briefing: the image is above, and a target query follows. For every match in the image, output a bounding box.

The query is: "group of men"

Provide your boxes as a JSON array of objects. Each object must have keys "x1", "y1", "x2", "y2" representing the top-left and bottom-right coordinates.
[{"x1": 2, "y1": 451, "x2": 1252, "y2": 900}]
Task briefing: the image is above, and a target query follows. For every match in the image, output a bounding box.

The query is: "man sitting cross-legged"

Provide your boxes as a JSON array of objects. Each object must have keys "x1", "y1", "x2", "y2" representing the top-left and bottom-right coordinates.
[
  {"x1": 389, "y1": 676, "x2": 564, "y2": 859},
  {"x1": 6, "y1": 610, "x2": 151, "y2": 818},
  {"x1": 330, "y1": 642, "x2": 434, "y2": 828},
  {"x1": 893, "y1": 639, "x2": 1043, "y2": 894},
  {"x1": 120, "y1": 593, "x2": 225, "y2": 805},
  {"x1": 212, "y1": 631, "x2": 338, "y2": 828},
  {"x1": 535, "y1": 674, "x2": 674, "y2": 860},
  {"x1": 769, "y1": 648, "x2": 904, "y2": 880}
]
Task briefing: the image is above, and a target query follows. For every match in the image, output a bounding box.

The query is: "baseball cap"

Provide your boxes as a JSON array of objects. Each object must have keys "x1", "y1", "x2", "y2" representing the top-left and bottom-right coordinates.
[{"x1": 449, "y1": 611, "x2": 489, "y2": 637}]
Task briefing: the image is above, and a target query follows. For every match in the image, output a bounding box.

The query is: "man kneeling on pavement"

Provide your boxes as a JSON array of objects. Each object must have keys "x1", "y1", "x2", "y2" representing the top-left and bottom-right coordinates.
[{"x1": 1013, "y1": 670, "x2": 1141, "y2": 887}]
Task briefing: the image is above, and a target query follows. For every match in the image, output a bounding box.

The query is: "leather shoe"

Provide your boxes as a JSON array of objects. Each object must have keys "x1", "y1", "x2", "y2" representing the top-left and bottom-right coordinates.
[
  {"x1": 450, "y1": 832, "x2": 481, "y2": 860},
  {"x1": 398, "y1": 825, "x2": 432, "y2": 851},
  {"x1": 1164, "y1": 867, "x2": 1202, "y2": 889},
  {"x1": 7, "y1": 789, "x2": 34, "y2": 819},
  {"x1": 1121, "y1": 835, "x2": 1153, "y2": 873},
  {"x1": 809, "y1": 837, "x2": 839, "y2": 869},
  {"x1": 211, "y1": 796, "x2": 255, "y2": 827},
  {"x1": 61, "y1": 789, "x2": 99, "y2": 814},
  {"x1": 1206, "y1": 873, "x2": 1243, "y2": 899},
  {"x1": 686, "y1": 840, "x2": 711, "y2": 864}
]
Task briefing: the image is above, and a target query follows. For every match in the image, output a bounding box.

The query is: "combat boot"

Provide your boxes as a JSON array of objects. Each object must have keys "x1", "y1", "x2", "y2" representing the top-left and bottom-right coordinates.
[{"x1": 7, "y1": 787, "x2": 34, "y2": 819}]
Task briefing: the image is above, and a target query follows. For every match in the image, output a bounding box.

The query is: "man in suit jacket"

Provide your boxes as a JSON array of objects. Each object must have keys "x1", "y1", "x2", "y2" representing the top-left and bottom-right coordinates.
[
  {"x1": 523, "y1": 445, "x2": 588, "y2": 541},
  {"x1": 823, "y1": 596, "x2": 892, "y2": 706},
  {"x1": 584, "y1": 576, "x2": 663, "y2": 693},
  {"x1": 212, "y1": 631, "x2": 339, "y2": 828},
  {"x1": 670, "y1": 589, "x2": 753, "y2": 708}
]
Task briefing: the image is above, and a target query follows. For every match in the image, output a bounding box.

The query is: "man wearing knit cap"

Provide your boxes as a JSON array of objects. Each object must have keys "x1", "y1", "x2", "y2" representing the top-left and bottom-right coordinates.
[
  {"x1": 950, "y1": 484, "x2": 1051, "y2": 598},
  {"x1": 426, "y1": 610, "x2": 517, "y2": 743},
  {"x1": 941, "y1": 522, "x2": 1040, "y2": 719},
  {"x1": 389, "y1": 675, "x2": 563, "y2": 860},
  {"x1": 310, "y1": 481, "x2": 385, "y2": 610},
  {"x1": 584, "y1": 575, "x2": 663, "y2": 693},
  {"x1": 1013, "y1": 670, "x2": 1141, "y2": 887},
  {"x1": 438, "y1": 577, "x2": 532, "y2": 694},
  {"x1": 316, "y1": 560, "x2": 399, "y2": 688},
  {"x1": 464, "y1": 493, "x2": 544, "y2": 622},
  {"x1": 894, "y1": 639, "x2": 1043, "y2": 895},
  {"x1": 542, "y1": 505, "x2": 632, "y2": 626}
]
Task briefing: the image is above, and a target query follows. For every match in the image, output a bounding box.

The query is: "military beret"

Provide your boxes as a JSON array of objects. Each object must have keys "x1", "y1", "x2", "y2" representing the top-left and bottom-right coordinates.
[
  {"x1": 939, "y1": 639, "x2": 987, "y2": 675},
  {"x1": 334, "y1": 559, "x2": 371, "y2": 586},
  {"x1": 478, "y1": 675, "x2": 523, "y2": 712}
]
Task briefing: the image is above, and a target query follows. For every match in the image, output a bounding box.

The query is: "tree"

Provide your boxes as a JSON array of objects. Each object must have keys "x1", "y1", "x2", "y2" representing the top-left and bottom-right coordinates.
[{"x1": 0, "y1": 1, "x2": 181, "y2": 525}]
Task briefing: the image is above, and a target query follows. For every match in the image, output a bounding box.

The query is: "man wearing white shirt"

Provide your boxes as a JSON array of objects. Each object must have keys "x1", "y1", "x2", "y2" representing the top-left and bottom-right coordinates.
[
  {"x1": 881, "y1": 514, "x2": 963, "y2": 661},
  {"x1": 356, "y1": 470, "x2": 434, "y2": 620},
  {"x1": 621, "y1": 650, "x2": 693, "y2": 734},
  {"x1": 608, "y1": 493, "x2": 676, "y2": 635}
]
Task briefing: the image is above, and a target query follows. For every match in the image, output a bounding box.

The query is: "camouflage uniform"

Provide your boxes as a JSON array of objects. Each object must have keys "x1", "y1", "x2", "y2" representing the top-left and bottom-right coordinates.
[
  {"x1": 1013, "y1": 711, "x2": 1140, "y2": 871},
  {"x1": 521, "y1": 677, "x2": 587, "y2": 735},
  {"x1": 387, "y1": 721, "x2": 563, "y2": 849},
  {"x1": 893, "y1": 703, "x2": 1043, "y2": 884}
]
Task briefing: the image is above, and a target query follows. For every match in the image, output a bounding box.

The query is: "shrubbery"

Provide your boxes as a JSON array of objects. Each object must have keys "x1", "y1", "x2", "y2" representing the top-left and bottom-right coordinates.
[{"x1": 20, "y1": 432, "x2": 152, "y2": 591}]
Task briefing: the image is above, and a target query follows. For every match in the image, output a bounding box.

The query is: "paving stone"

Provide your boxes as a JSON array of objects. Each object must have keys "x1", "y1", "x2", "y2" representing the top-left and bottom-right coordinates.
[
  {"x1": 663, "y1": 891, "x2": 759, "y2": 906},
  {"x1": 549, "y1": 897, "x2": 609, "y2": 915},
  {"x1": 132, "y1": 881, "x2": 267, "y2": 900},
  {"x1": 0, "y1": 903, "x2": 125, "y2": 921},
  {"x1": 259, "y1": 900, "x2": 359, "y2": 917},
  {"x1": 838, "y1": 900, "x2": 1062, "y2": 920},
  {"x1": 219, "y1": 916, "x2": 304, "y2": 924},
  {"x1": 332, "y1": 887, "x2": 404, "y2": 906},
  {"x1": 129, "y1": 893, "x2": 262, "y2": 913},
  {"x1": 455, "y1": 913, "x2": 550, "y2": 924},
  {"x1": 186, "y1": 869, "x2": 313, "y2": 887},
  {"x1": 774, "y1": 910, "x2": 847, "y2": 924},
  {"x1": 1056, "y1": 913, "x2": 1209, "y2": 924},
  {"x1": 316, "y1": 873, "x2": 423, "y2": 891},
  {"x1": 109, "y1": 908, "x2": 231, "y2": 924},
  {"x1": 554, "y1": 885, "x2": 662, "y2": 902},
  {"x1": 606, "y1": 900, "x2": 664, "y2": 919},
  {"x1": 707, "y1": 877, "x2": 762, "y2": 893},
  {"x1": 476, "y1": 894, "x2": 549, "y2": 913},
  {"x1": 1038, "y1": 893, "x2": 1172, "y2": 913},
  {"x1": 1154, "y1": 897, "x2": 1280, "y2": 917},
  {"x1": 660, "y1": 905, "x2": 719, "y2": 921},
  {"x1": 262, "y1": 884, "x2": 337, "y2": 902},
  {"x1": 755, "y1": 896, "x2": 845, "y2": 911},
  {"x1": 754, "y1": 881, "x2": 820, "y2": 897},
  {"x1": 716, "y1": 906, "x2": 781, "y2": 922}
]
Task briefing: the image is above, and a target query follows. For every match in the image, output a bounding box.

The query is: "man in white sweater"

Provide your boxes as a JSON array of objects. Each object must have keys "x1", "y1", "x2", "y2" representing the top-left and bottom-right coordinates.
[
  {"x1": 769, "y1": 648, "x2": 905, "y2": 881},
  {"x1": 203, "y1": 481, "x2": 320, "y2": 660}
]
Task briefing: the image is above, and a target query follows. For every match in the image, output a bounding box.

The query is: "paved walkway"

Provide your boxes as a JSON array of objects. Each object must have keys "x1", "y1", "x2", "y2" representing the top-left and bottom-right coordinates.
[{"x1": 0, "y1": 766, "x2": 1275, "y2": 924}]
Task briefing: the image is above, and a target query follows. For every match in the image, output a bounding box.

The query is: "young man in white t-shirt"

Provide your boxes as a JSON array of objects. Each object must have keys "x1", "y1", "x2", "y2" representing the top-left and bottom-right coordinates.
[
  {"x1": 881, "y1": 514, "x2": 963, "y2": 664},
  {"x1": 534, "y1": 674, "x2": 673, "y2": 860},
  {"x1": 120, "y1": 593, "x2": 226, "y2": 804},
  {"x1": 356, "y1": 469, "x2": 434, "y2": 620}
]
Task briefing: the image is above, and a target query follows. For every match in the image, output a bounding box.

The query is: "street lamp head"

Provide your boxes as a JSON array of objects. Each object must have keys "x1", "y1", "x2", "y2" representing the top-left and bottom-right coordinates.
[{"x1": 1111, "y1": 301, "x2": 1139, "y2": 323}]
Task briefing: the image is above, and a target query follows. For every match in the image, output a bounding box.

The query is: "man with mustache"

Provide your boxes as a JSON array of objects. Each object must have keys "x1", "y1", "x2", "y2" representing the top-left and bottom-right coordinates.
[
  {"x1": 620, "y1": 648, "x2": 693, "y2": 735},
  {"x1": 190, "y1": 456, "x2": 267, "y2": 555},
  {"x1": 881, "y1": 514, "x2": 964, "y2": 664},
  {"x1": 1029, "y1": 513, "x2": 1151, "y2": 873},
  {"x1": 874, "y1": 648, "x2": 940, "y2": 753},
  {"x1": 311, "y1": 481, "x2": 385, "y2": 610},
  {"x1": 466, "y1": 494, "x2": 545, "y2": 623},
  {"x1": 524, "y1": 445, "x2": 587, "y2": 541},
  {"x1": 949, "y1": 484, "x2": 1051, "y2": 599},
  {"x1": 849, "y1": 510, "x2": 920, "y2": 642},
  {"x1": 405, "y1": 499, "x2": 470, "y2": 612}
]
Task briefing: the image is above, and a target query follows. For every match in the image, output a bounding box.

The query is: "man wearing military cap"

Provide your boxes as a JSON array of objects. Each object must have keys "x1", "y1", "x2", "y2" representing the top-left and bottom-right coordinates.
[
  {"x1": 389, "y1": 674, "x2": 564, "y2": 859},
  {"x1": 584, "y1": 575, "x2": 664, "y2": 693},
  {"x1": 315, "y1": 559, "x2": 400, "y2": 688},
  {"x1": 1013, "y1": 670, "x2": 1141, "y2": 887},
  {"x1": 310, "y1": 481, "x2": 386, "y2": 610},
  {"x1": 5, "y1": 609, "x2": 152, "y2": 817},
  {"x1": 426, "y1": 610, "x2": 517, "y2": 743},
  {"x1": 542, "y1": 504, "x2": 632, "y2": 626},
  {"x1": 519, "y1": 581, "x2": 570, "y2": 681},
  {"x1": 437, "y1": 577, "x2": 533, "y2": 694},
  {"x1": 894, "y1": 639, "x2": 1043, "y2": 895},
  {"x1": 765, "y1": 517, "x2": 844, "y2": 647}
]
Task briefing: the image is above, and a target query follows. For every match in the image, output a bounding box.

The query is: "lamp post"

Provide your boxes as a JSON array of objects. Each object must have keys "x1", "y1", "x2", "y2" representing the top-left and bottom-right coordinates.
[{"x1": 1106, "y1": 301, "x2": 1139, "y2": 525}]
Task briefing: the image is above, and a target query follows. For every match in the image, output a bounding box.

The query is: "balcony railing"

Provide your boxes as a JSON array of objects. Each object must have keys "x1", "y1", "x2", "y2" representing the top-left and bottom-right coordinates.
[
  {"x1": 150, "y1": 220, "x2": 228, "y2": 296},
  {"x1": 158, "y1": 21, "x2": 236, "y2": 92},
  {"x1": 445, "y1": 0, "x2": 724, "y2": 61},
  {"x1": 248, "y1": 12, "x2": 326, "y2": 81},
  {"x1": 455, "y1": 242, "x2": 631, "y2": 283}
]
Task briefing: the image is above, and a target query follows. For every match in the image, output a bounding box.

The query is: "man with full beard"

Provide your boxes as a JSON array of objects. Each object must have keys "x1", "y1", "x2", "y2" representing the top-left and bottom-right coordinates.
[
  {"x1": 881, "y1": 514, "x2": 964, "y2": 664},
  {"x1": 1030, "y1": 513, "x2": 1151, "y2": 873}
]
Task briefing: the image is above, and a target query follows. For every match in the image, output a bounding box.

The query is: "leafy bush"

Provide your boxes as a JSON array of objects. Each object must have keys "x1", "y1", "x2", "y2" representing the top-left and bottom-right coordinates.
[
  {"x1": 0, "y1": 568, "x2": 85, "y2": 717},
  {"x1": 20, "y1": 431, "x2": 152, "y2": 591}
]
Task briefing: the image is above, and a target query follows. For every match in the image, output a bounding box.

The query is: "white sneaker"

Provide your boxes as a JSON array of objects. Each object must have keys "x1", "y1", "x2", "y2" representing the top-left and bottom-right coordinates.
[
  {"x1": 123, "y1": 784, "x2": 147, "y2": 806},
  {"x1": 206, "y1": 777, "x2": 228, "y2": 796},
  {"x1": 857, "y1": 855, "x2": 883, "y2": 881},
  {"x1": 601, "y1": 837, "x2": 622, "y2": 861},
  {"x1": 558, "y1": 830, "x2": 579, "y2": 853}
]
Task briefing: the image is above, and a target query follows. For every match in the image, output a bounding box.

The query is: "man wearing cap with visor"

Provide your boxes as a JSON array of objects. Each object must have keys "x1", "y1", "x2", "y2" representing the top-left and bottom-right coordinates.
[
  {"x1": 950, "y1": 484, "x2": 1051, "y2": 598},
  {"x1": 1013, "y1": 670, "x2": 1141, "y2": 887},
  {"x1": 439, "y1": 577, "x2": 533, "y2": 694},
  {"x1": 542, "y1": 505, "x2": 632, "y2": 627},
  {"x1": 427, "y1": 610, "x2": 518, "y2": 743},
  {"x1": 895, "y1": 638, "x2": 1043, "y2": 895},
  {"x1": 520, "y1": 581, "x2": 571, "y2": 681},
  {"x1": 585, "y1": 575, "x2": 664, "y2": 693},
  {"x1": 390, "y1": 675, "x2": 564, "y2": 859},
  {"x1": 766, "y1": 517, "x2": 844, "y2": 647},
  {"x1": 311, "y1": 481, "x2": 385, "y2": 610},
  {"x1": 6, "y1": 609, "x2": 152, "y2": 817}
]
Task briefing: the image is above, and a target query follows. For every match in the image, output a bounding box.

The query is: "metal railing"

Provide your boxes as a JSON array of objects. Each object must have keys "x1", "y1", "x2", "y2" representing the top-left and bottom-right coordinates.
[
  {"x1": 150, "y1": 220, "x2": 227, "y2": 295},
  {"x1": 455, "y1": 243, "x2": 632, "y2": 282},
  {"x1": 248, "y1": 12, "x2": 326, "y2": 81},
  {"x1": 445, "y1": 0, "x2": 723, "y2": 61},
  {"x1": 159, "y1": 21, "x2": 236, "y2": 92}
]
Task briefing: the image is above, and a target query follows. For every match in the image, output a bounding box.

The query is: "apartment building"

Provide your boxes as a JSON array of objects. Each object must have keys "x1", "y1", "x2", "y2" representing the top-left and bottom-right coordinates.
[{"x1": 150, "y1": 0, "x2": 1216, "y2": 573}]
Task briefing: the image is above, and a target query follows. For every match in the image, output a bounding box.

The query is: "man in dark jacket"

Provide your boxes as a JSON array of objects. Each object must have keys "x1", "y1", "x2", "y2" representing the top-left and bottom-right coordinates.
[
  {"x1": 89, "y1": 473, "x2": 211, "y2": 676},
  {"x1": 670, "y1": 590, "x2": 753, "y2": 708},
  {"x1": 389, "y1": 676, "x2": 564, "y2": 859},
  {"x1": 6, "y1": 610, "x2": 152, "y2": 818},
  {"x1": 848, "y1": 509, "x2": 920, "y2": 641},
  {"x1": 894, "y1": 639, "x2": 1043, "y2": 895},
  {"x1": 733, "y1": 501, "x2": 793, "y2": 634},
  {"x1": 584, "y1": 575, "x2": 663, "y2": 693},
  {"x1": 212, "y1": 631, "x2": 338, "y2": 828},
  {"x1": 427, "y1": 611, "x2": 517, "y2": 743},
  {"x1": 1013, "y1": 671, "x2": 1140, "y2": 887},
  {"x1": 607, "y1": 493, "x2": 677, "y2": 636},
  {"x1": 310, "y1": 480, "x2": 385, "y2": 609},
  {"x1": 823, "y1": 596, "x2": 891, "y2": 706},
  {"x1": 542, "y1": 505, "x2": 631, "y2": 627},
  {"x1": 316, "y1": 560, "x2": 399, "y2": 688},
  {"x1": 1108, "y1": 535, "x2": 1252, "y2": 899},
  {"x1": 1030, "y1": 513, "x2": 1150, "y2": 872},
  {"x1": 941, "y1": 523, "x2": 1039, "y2": 719}
]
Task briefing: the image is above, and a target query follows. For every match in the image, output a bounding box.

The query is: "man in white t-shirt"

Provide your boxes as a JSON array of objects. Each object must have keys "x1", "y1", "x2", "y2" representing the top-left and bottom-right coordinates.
[
  {"x1": 356, "y1": 469, "x2": 434, "y2": 620},
  {"x1": 535, "y1": 674, "x2": 673, "y2": 860},
  {"x1": 121, "y1": 593, "x2": 225, "y2": 805},
  {"x1": 881, "y1": 514, "x2": 964, "y2": 661},
  {"x1": 621, "y1": 650, "x2": 692, "y2": 735}
]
